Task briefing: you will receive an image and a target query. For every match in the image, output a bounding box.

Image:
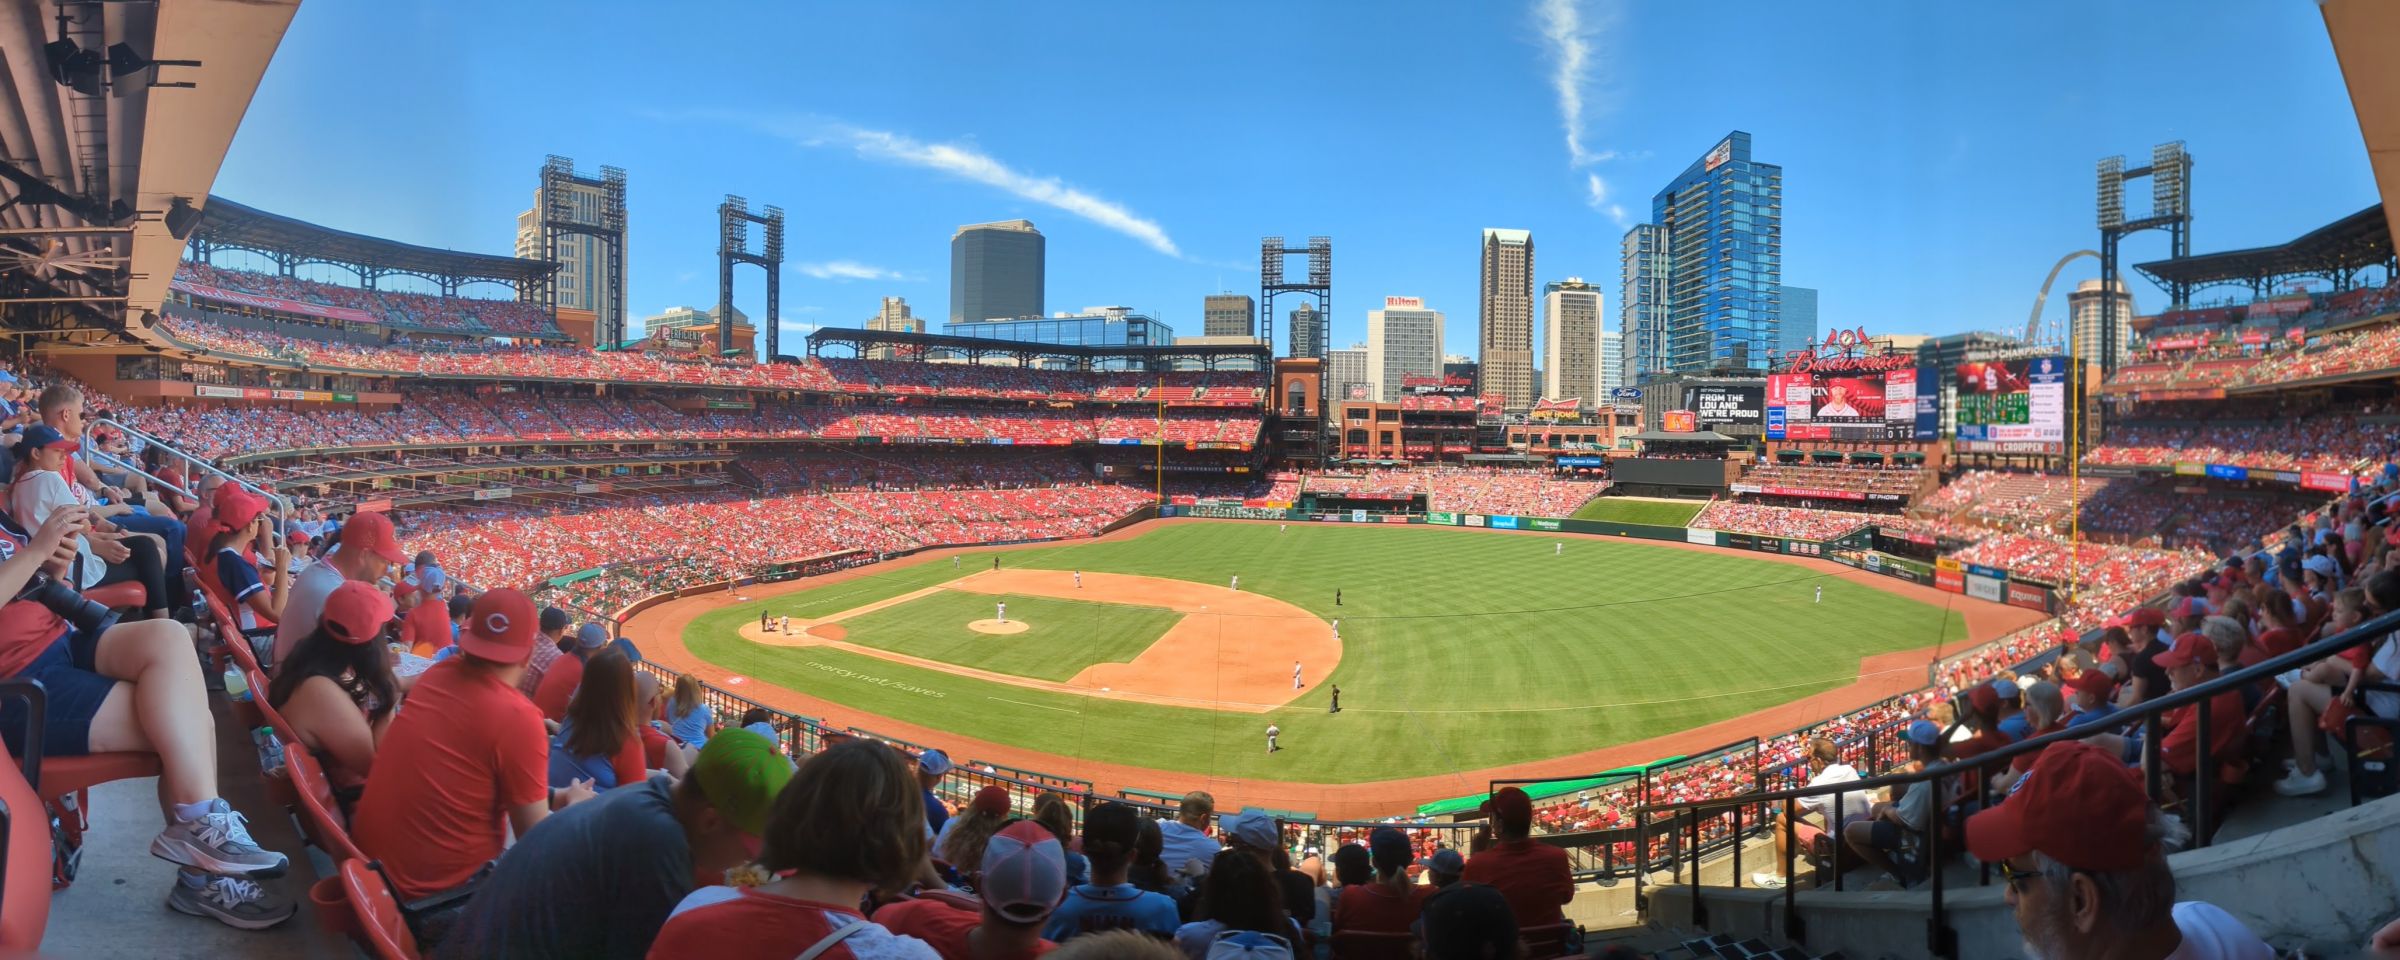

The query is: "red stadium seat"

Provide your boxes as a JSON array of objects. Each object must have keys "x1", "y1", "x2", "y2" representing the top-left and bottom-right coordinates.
[
  {"x1": 339, "y1": 858, "x2": 422, "y2": 960},
  {"x1": 82, "y1": 581, "x2": 145, "y2": 611},
  {"x1": 0, "y1": 750, "x2": 50, "y2": 951},
  {"x1": 283, "y1": 749, "x2": 366, "y2": 864}
]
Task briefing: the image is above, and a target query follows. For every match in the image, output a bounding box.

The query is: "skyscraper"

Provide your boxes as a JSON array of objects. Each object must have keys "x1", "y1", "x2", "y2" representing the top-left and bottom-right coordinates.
[
  {"x1": 514, "y1": 182, "x2": 628, "y2": 330},
  {"x1": 949, "y1": 220, "x2": 1044, "y2": 323},
  {"x1": 1541, "y1": 277, "x2": 1604, "y2": 402},
  {"x1": 1619, "y1": 224, "x2": 1667, "y2": 388},
  {"x1": 1367, "y1": 297, "x2": 1444, "y2": 403},
  {"x1": 1776, "y1": 285, "x2": 1817, "y2": 359},
  {"x1": 865, "y1": 296, "x2": 923, "y2": 359},
  {"x1": 1203, "y1": 294, "x2": 1256, "y2": 338},
  {"x1": 1478, "y1": 229, "x2": 1535, "y2": 411},
  {"x1": 1622, "y1": 132, "x2": 1783, "y2": 377},
  {"x1": 1326, "y1": 343, "x2": 1369, "y2": 402},
  {"x1": 1287, "y1": 302, "x2": 1329, "y2": 361},
  {"x1": 1598, "y1": 330, "x2": 1623, "y2": 397},
  {"x1": 2068, "y1": 279, "x2": 2135, "y2": 364}
]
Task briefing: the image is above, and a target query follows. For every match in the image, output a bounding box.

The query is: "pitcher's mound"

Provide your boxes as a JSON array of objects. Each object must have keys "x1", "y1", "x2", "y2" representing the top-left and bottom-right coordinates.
[{"x1": 969, "y1": 619, "x2": 1029, "y2": 635}]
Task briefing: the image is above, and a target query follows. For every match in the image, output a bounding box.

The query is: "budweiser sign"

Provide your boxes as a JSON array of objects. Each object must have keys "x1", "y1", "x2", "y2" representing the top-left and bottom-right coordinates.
[{"x1": 1774, "y1": 326, "x2": 1912, "y2": 373}]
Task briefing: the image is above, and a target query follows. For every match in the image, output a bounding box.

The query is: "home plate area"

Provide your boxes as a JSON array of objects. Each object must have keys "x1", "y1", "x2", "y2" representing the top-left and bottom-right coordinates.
[{"x1": 738, "y1": 569, "x2": 1341, "y2": 711}]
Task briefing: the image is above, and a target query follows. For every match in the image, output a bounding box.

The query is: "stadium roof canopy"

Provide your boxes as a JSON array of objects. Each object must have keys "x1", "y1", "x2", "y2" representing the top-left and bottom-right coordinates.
[
  {"x1": 807, "y1": 326, "x2": 1271, "y2": 370},
  {"x1": 0, "y1": 2, "x2": 296, "y2": 339},
  {"x1": 2132, "y1": 204, "x2": 2392, "y2": 297},
  {"x1": 190, "y1": 196, "x2": 558, "y2": 285},
  {"x1": 2322, "y1": 0, "x2": 2400, "y2": 243}
]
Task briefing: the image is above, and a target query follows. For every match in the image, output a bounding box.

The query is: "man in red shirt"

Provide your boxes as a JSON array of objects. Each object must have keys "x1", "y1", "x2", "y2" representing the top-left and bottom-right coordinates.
[
  {"x1": 878, "y1": 819, "x2": 1067, "y2": 960},
  {"x1": 532, "y1": 621, "x2": 608, "y2": 721},
  {"x1": 1333, "y1": 826, "x2": 1432, "y2": 938},
  {"x1": 350, "y1": 588, "x2": 596, "y2": 945},
  {"x1": 2150, "y1": 633, "x2": 2249, "y2": 782},
  {"x1": 396, "y1": 581, "x2": 453, "y2": 658},
  {"x1": 1459, "y1": 787, "x2": 1572, "y2": 929}
]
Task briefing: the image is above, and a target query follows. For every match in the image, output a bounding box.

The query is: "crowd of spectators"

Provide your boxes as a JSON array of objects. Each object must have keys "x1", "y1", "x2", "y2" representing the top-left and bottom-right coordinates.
[
  {"x1": 1691, "y1": 501, "x2": 1881, "y2": 540},
  {"x1": 2083, "y1": 409, "x2": 2394, "y2": 474},
  {"x1": 155, "y1": 314, "x2": 1277, "y2": 408},
  {"x1": 1739, "y1": 460, "x2": 1923, "y2": 497},
  {"x1": 175, "y1": 263, "x2": 560, "y2": 337}
]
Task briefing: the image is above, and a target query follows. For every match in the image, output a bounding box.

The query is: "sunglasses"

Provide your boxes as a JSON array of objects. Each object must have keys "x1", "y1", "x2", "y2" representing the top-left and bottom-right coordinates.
[{"x1": 1996, "y1": 860, "x2": 2043, "y2": 892}]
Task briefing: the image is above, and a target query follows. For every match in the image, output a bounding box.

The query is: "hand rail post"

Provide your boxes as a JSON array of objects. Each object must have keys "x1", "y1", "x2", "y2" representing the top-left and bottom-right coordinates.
[
  {"x1": 1687, "y1": 810, "x2": 1705, "y2": 928},
  {"x1": 2195, "y1": 691, "x2": 2214, "y2": 847},
  {"x1": 1927, "y1": 773, "x2": 1953, "y2": 959},
  {"x1": 1782, "y1": 796, "x2": 1803, "y2": 944}
]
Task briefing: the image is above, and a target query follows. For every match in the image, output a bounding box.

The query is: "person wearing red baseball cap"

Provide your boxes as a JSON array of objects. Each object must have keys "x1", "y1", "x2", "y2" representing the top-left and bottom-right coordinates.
[
  {"x1": 206, "y1": 484, "x2": 290, "y2": 638},
  {"x1": 275, "y1": 509, "x2": 409, "y2": 653},
  {"x1": 1460, "y1": 787, "x2": 1573, "y2": 927},
  {"x1": 2063, "y1": 668, "x2": 2122, "y2": 729},
  {"x1": 351, "y1": 587, "x2": 598, "y2": 936},
  {"x1": 264, "y1": 581, "x2": 398, "y2": 793},
  {"x1": 1967, "y1": 742, "x2": 2271, "y2": 959}
]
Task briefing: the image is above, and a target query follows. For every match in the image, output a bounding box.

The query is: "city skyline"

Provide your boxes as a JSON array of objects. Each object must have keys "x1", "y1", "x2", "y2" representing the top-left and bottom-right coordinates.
[{"x1": 212, "y1": 1, "x2": 2380, "y2": 363}]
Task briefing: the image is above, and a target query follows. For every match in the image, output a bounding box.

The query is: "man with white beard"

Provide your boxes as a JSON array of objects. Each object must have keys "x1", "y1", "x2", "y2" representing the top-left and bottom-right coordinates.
[{"x1": 1966, "y1": 741, "x2": 2271, "y2": 960}]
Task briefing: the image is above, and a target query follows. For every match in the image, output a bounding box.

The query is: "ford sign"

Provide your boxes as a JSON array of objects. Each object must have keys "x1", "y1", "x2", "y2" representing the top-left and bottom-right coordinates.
[{"x1": 1612, "y1": 387, "x2": 1642, "y2": 402}]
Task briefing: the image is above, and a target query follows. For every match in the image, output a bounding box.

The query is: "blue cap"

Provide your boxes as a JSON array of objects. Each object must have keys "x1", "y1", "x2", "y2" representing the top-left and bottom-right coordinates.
[
  {"x1": 576, "y1": 622, "x2": 609, "y2": 649},
  {"x1": 1428, "y1": 847, "x2": 1465, "y2": 874},
  {"x1": 1993, "y1": 678, "x2": 2020, "y2": 699},
  {"x1": 1906, "y1": 720, "x2": 1942, "y2": 746},
  {"x1": 13, "y1": 423, "x2": 75, "y2": 458}
]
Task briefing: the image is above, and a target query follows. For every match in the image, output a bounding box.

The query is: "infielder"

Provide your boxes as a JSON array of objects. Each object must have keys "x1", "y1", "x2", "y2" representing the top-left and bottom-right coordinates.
[
  {"x1": 1266, "y1": 723, "x2": 1281, "y2": 753},
  {"x1": 1292, "y1": 661, "x2": 1303, "y2": 690},
  {"x1": 1074, "y1": 570, "x2": 1082, "y2": 589},
  {"x1": 1331, "y1": 618, "x2": 1341, "y2": 639},
  {"x1": 997, "y1": 601, "x2": 1008, "y2": 624},
  {"x1": 1231, "y1": 574, "x2": 1240, "y2": 591}
]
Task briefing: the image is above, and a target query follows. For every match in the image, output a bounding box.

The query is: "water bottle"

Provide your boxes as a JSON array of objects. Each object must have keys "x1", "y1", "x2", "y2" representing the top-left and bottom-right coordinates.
[{"x1": 224, "y1": 668, "x2": 249, "y2": 702}]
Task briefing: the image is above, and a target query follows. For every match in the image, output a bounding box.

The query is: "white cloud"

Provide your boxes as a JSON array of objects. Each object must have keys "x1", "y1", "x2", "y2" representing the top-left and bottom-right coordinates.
[
  {"x1": 710, "y1": 110, "x2": 1185, "y2": 260},
  {"x1": 796, "y1": 260, "x2": 914, "y2": 282},
  {"x1": 1539, "y1": 0, "x2": 1630, "y2": 228}
]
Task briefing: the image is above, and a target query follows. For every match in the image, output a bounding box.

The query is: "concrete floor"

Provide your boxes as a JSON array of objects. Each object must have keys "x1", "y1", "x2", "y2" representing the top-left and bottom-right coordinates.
[{"x1": 38, "y1": 693, "x2": 352, "y2": 959}]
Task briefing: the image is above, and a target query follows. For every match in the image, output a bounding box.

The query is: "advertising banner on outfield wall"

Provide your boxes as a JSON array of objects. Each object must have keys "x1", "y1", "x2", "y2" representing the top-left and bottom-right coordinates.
[
  {"x1": 1529, "y1": 518, "x2": 1562, "y2": 531},
  {"x1": 1686, "y1": 528, "x2": 1717, "y2": 546},
  {"x1": 1464, "y1": 514, "x2": 1487, "y2": 527},
  {"x1": 1966, "y1": 563, "x2": 2006, "y2": 580},
  {"x1": 2007, "y1": 582, "x2": 2053, "y2": 612},
  {"x1": 1965, "y1": 573, "x2": 2005, "y2": 602},
  {"x1": 1426, "y1": 512, "x2": 1458, "y2": 525},
  {"x1": 1935, "y1": 566, "x2": 1965, "y2": 593},
  {"x1": 1491, "y1": 516, "x2": 1520, "y2": 529}
]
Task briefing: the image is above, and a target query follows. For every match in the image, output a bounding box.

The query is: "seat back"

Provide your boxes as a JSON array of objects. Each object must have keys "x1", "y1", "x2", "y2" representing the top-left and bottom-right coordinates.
[
  {"x1": 339, "y1": 858, "x2": 422, "y2": 960},
  {"x1": 283, "y1": 750, "x2": 366, "y2": 864},
  {"x1": 0, "y1": 753, "x2": 50, "y2": 952},
  {"x1": 1328, "y1": 929, "x2": 1416, "y2": 960},
  {"x1": 1519, "y1": 921, "x2": 1576, "y2": 960}
]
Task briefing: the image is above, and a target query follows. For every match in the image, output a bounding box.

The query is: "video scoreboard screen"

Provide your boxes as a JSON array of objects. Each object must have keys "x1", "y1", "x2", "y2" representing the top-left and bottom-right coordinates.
[
  {"x1": 1766, "y1": 367, "x2": 1939, "y2": 442},
  {"x1": 1954, "y1": 356, "x2": 2067, "y2": 451}
]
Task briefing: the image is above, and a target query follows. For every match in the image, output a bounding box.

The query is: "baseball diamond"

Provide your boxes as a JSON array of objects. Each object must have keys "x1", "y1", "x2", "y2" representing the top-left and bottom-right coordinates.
[{"x1": 634, "y1": 518, "x2": 2040, "y2": 812}]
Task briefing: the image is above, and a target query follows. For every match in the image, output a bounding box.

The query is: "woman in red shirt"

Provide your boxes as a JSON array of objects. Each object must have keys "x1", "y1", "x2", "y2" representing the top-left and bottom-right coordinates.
[{"x1": 646, "y1": 739, "x2": 937, "y2": 960}]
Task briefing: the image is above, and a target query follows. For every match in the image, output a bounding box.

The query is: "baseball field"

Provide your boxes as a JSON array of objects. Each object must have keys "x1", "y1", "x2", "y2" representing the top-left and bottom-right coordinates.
[{"x1": 653, "y1": 521, "x2": 1995, "y2": 798}]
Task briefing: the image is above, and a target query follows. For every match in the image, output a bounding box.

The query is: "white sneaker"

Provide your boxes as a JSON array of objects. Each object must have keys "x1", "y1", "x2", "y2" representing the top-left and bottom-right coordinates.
[
  {"x1": 1750, "y1": 872, "x2": 1787, "y2": 888},
  {"x1": 2273, "y1": 769, "x2": 2329, "y2": 796}
]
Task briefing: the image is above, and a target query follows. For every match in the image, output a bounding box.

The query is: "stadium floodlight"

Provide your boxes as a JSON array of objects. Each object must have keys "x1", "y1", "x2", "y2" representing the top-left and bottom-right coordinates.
[
  {"x1": 162, "y1": 196, "x2": 202, "y2": 240},
  {"x1": 2096, "y1": 156, "x2": 2124, "y2": 230},
  {"x1": 44, "y1": 31, "x2": 102, "y2": 96}
]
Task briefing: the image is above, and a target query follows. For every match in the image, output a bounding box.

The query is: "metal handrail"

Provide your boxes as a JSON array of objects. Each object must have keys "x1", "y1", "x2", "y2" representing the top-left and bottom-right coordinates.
[
  {"x1": 92, "y1": 418, "x2": 295, "y2": 523},
  {"x1": 1640, "y1": 602, "x2": 2400, "y2": 958}
]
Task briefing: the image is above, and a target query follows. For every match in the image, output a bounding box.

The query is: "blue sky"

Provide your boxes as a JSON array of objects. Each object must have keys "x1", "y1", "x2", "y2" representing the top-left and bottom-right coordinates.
[{"x1": 209, "y1": 1, "x2": 2379, "y2": 360}]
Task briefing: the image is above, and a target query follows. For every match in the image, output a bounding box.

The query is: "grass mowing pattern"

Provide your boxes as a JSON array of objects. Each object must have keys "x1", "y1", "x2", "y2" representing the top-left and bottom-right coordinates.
[
  {"x1": 834, "y1": 591, "x2": 1181, "y2": 682},
  {"x1": 1569, "y1": 498, "x2": 1707, "y2": 527},
  {"x1": 685, "y1": 523, "x2": 1966, "y2": 783}
]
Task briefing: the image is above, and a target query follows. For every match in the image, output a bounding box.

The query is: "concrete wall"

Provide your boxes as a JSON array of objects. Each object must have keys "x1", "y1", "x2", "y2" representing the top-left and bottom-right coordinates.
[{"x1": 1649, "y1": 793, "x2": 2400, "y2": 959}]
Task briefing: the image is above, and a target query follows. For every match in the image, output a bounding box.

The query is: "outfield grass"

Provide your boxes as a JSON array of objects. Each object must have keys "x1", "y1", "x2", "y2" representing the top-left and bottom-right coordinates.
[
  {"x1": 1569, "y1": 497, "x2": 1707, "y2": 527},
  {"x1": 834, "y1": 591, "x2": 1181, "y2": 682},
  {"x1": 686, "y1": 523, "x2": 1967, "y2": 783}
]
